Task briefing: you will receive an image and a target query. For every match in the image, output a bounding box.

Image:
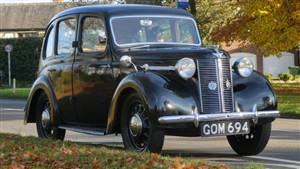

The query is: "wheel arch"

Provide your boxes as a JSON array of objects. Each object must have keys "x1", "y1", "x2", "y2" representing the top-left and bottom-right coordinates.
[
  {"x1": 24, "y1": 76, "x2": 59, "y2": 125},
  {"x1": 106, "y1": 74, "x2": 149, "y2": 134}
]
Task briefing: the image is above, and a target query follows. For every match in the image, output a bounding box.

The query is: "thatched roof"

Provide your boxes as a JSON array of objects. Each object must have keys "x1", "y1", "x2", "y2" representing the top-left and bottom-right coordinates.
[{"x1": 0, "y1": 1, "x2": 159, "y2": 32}]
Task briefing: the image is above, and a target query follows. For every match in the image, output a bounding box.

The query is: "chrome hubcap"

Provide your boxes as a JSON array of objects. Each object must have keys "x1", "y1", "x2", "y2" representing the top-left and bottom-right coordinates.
[
  {"x1": 129, "y1": 113, "x2": 143, "y2": 137},
  {"x1": 41, "y1": 108, "x2": 51, "y2": 129}
]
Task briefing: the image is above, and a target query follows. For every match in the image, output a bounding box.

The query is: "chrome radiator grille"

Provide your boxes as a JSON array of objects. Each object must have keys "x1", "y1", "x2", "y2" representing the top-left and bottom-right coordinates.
[{"x1": 197, "y1": 57, "x2": 233, "y2": 113}]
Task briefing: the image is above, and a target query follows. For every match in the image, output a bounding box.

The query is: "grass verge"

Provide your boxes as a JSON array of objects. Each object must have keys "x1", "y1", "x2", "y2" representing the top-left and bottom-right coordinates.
[
  {"x1": 0, "y1": 133, "x2": 242, "y2": 169},
  {"x1": 277, "y1": 94, "x2": 300, "y2": 118},
  {"x1": 0, "y1": 88, "x2": 30, "y2": 99}
]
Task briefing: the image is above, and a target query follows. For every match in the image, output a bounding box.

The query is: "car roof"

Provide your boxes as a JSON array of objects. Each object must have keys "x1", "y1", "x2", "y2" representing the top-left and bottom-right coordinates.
[{"x1": 51, "y1": 4, "x2": 193, "y2": 22}]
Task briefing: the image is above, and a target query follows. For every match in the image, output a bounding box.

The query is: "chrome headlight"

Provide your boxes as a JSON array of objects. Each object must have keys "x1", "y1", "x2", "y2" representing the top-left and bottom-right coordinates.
[
  {"x1": 175, "y1": 58, "x2": 196, "y2": 79},
  {"x1": 233, "y1": 57, "x2": 253, "y2": 77}
]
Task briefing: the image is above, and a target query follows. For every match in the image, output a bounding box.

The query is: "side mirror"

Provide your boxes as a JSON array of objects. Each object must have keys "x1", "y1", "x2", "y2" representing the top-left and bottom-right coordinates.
[{"x1": 120, "y1": 55, "x2": 133, "y2": 67}]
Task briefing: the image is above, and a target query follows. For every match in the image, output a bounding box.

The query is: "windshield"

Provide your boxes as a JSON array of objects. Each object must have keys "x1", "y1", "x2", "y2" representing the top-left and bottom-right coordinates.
[{"x1": 110, "y1": 16, "x2": 201, "y2": 47}]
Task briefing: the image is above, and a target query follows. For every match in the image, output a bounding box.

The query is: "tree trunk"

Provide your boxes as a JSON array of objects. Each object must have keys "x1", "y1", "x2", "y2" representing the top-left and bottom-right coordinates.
[{"x1": 189, "y1": 0, "x2": 197, "y2": 16}]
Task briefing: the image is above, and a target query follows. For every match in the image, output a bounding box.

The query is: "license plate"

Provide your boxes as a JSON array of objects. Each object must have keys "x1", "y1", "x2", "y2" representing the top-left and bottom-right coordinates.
[{"x1": 200, "y1": 120, "x2": 250, "y2": 137}]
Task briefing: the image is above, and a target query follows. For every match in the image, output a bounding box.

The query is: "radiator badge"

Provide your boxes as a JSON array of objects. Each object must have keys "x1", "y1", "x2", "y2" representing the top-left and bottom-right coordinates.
[{"x1": 208, "y1": 81, "x2": 217, "y2": 91}]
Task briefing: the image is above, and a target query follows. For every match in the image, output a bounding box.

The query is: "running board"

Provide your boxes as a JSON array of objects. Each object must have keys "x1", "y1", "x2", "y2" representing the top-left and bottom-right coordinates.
[{"x1": 59, "y1": 126, "x2": 106, "y2": 136}]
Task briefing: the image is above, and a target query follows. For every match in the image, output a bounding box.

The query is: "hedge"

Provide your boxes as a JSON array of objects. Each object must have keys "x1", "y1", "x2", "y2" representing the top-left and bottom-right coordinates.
[{"x1": 0, "y1": 37, "x2": 43, "y2": 87}]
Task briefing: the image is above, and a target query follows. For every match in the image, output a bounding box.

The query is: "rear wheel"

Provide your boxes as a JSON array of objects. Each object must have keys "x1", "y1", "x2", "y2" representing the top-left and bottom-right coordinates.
[
  {"x1": 36, "y1": 93, "x2": 65, "y2": 140},
  {"x1": 120, "y1": 93, "x2": 164, "y2": 153},
  {"x1": 227, "y1": 122, "x2": 271, "y2": 156}
]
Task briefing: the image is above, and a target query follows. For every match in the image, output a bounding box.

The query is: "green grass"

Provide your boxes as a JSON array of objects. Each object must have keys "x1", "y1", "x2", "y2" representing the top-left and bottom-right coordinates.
[
  {"x1": 0, "y1": 133, "x2": 246, "y2": 169},
  {"x1": 0, "y1": 88, "x2": 30, "y2": 99},
  {"x1": 277, "y1": 94, "x2": 300, "y2": 117}
]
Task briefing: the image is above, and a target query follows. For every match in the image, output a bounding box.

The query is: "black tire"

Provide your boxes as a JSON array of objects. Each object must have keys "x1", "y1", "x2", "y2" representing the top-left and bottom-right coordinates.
[
  {"x1": 120, "y1": 92, "x2": 164, "y2": 153},
  {"x1": 36, "y1": 92, "x2": 65, "y2": 140},
  {"x1": 227, "y1": 122, "x2": 271, "y2": 156}
]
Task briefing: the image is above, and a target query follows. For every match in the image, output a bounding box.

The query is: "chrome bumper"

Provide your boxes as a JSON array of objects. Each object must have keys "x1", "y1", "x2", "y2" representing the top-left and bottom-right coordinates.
[{"x1": 158, "y1": 106, "x2": 280, "y2": 127}]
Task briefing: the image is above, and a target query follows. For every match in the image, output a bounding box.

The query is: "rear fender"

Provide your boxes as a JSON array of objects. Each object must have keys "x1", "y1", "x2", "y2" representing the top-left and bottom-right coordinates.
[{"x1": 24, "y1": 75, "x2": 60, "y2": 126}]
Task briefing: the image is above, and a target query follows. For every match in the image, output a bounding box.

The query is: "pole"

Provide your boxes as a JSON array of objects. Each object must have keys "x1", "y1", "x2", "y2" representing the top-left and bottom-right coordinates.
[
  {"x1": 8, "y1": 52, "x2": 11, "y2": 87},
  {"x1": 13, "y1": 78, "x2": 16, "y2": 93}
]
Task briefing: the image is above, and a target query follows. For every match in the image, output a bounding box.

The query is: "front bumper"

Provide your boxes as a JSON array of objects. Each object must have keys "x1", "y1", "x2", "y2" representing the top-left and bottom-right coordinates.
[{"x1": 158, "y1": 105, "x2": 280, "y2": 127}]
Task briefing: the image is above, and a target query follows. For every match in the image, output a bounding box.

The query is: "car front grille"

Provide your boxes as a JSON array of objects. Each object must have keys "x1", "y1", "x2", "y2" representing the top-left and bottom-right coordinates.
[{"x1": 197, "y1": 56, "x2": 233, "y2": 113}]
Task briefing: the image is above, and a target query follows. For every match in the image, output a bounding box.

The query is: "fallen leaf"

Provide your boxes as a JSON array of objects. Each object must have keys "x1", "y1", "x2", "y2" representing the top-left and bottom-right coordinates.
[{"x1": 8, "y1": 161, "x2": 25, "y2": 169}]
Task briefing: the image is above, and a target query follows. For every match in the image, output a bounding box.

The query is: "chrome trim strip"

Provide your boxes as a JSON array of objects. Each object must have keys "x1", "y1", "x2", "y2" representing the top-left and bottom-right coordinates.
[
  {"x1": 196, "y1": 60, "x2": 204, "y2": 112},
  {"x1": 229, "y1": 58, "x2": 235, "y2": 112},
  {"x1": 109, "y1": 15, "x2": 202, "y2": 47},
  {"x1": 215, "y1": 59, "x2": 223, "y2": 112},
  {"x1": 158, "y1": 111, "x2": 280, "y2": 125},
  {"x1": 141, "y1": 64, "x2": 176, "y2": 71}
]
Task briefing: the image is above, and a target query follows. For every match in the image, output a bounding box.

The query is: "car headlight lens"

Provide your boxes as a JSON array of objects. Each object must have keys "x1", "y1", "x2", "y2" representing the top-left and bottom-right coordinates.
[
  {"x1": 175, "y1": 58, "x2": 196, "y2": 79},
  {"x1": 233, "y1": 57, "x2": 254, "y2": 77}
]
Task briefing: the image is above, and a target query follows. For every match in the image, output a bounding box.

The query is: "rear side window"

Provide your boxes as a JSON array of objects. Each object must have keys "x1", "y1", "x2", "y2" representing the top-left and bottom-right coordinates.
[
  {"x1": 57, "y1": 18, "x2": 76, "y2": 55},
  {"x1": 81, "y1": 17, "x2": 106, "y2": 53},
  {"x1": 45, "y1": 26, "x2": 55, "y2": 58}
]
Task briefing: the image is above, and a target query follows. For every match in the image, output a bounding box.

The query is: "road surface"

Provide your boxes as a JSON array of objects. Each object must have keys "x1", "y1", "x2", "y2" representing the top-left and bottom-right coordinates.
[{"x1": 0, "y1": 99, "x2": 299, "y2": 169}]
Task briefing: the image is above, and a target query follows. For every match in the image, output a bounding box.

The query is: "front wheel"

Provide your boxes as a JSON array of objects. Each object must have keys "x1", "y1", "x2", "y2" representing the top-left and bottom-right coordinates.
[
  {"x1": 120, "y1": 93, "x2": 164, "y2": 153},
  {"x1": 227, "y1": 122, "x2": 271, "y2": 156},
  {"x1": 36, "y1": 93, "x2": 65, "y2": 140}
]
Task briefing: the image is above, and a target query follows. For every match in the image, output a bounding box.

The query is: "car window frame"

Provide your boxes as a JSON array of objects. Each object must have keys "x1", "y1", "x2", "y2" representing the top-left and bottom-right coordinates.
[
  {"x1": 55, "y1": 15, "x2": 78, "y2": 57},
  {"x1": 77, "y1": 14, "x2": 108, "y2": 58},
  {"x1": 109, "y1": 15, "x2": 202, "y2": 48},
  {"x1": 42, "y1": 23, "x2": 56, "y2": 60}
]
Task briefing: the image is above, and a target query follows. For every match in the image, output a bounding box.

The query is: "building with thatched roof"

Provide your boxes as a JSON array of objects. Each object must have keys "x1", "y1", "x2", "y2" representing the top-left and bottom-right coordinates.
[{"x1": 0, "y1": 0, "x2": 159, "y2": 38}]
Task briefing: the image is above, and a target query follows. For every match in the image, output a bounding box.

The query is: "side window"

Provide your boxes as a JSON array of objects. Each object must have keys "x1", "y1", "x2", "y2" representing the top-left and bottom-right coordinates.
[
  {"x1": 57, "y1": 18, "x2": 76, "y2": 55},
  {"x1": 81, "y1": 17, "x2": 106, "y2": 53},
  {"x1": 45, "y1": 26, "x2": 55, "y2": 58}
]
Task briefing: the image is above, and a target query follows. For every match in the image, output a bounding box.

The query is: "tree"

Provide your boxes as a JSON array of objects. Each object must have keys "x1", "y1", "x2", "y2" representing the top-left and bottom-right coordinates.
[
  {"x1": 212, "y1": 0, "x2": 300, "y2": 55},
  {"x1": 162, "y1": 0, "x2": 237, "y2": 44}
]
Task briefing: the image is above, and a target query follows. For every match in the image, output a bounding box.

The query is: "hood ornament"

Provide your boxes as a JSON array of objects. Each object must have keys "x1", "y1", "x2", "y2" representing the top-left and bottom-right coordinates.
[{"x1": 213, "y1": 49, "x2": 224, "y2": 58}]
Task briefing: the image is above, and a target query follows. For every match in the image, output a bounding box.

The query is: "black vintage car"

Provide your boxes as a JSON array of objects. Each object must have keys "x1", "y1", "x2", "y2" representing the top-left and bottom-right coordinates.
[{"x1": 25, "y1": 4, "x2": 279, "y2": 155}]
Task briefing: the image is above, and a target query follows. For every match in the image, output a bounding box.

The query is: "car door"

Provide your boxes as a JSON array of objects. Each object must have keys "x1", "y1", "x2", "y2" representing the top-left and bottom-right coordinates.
[
  {"x1": 72, "y1": 14, "x2": 114, "y2": 127},
  {"x1": 53, "y1": 16, "x2": 78, "y2": 123}
]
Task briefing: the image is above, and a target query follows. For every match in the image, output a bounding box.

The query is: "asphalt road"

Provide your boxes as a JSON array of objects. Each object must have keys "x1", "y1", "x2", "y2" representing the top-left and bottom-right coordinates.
[{"x1": 0, "y1": 99, "x2": 299, "y2": 169}]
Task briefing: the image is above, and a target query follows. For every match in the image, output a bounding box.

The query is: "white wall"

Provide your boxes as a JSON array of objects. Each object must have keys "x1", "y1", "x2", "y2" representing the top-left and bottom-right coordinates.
[
  {"x1": 263, "y1": 52, "x2": 295, "y2": 76},
  {"x1": 230, "y1": 52, "x2": 257, "y2": 70}
]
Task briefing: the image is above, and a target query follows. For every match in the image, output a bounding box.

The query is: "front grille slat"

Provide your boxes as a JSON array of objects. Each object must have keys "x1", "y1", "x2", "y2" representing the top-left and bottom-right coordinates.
[{"x1": 197, "y1": 57, "x2": 233, "y2": 113}]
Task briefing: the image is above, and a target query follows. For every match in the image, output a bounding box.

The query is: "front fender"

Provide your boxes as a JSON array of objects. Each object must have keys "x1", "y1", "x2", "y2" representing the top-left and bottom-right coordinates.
[
  {"x1": 233, "y1": 71, "x2": 277, "y2": 113},
  {"x1": 106, "y1": 71, "x2": 199, "y2": 134},
  {"x1": 24, "y1": 75, "x2": 59, "y2": 125}
]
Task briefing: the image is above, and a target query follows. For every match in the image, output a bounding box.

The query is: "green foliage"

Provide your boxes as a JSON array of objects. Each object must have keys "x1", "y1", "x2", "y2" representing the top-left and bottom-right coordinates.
[
  {"x1": 294, "y1": 75, "x2": 300, "y2": 80},
  {"x1": 0, "y1": 37, "x2": 43, "y2": 86},
  {"x1": 278, "y1": 73, "x2": 294, "y2": 81},
  {"x1": 264, "y1": 73, "x2": 273, "y2": 81},
  {"x1": 288, "y1": 66, "x2": 300, "y2": 75},
  {"x1": 162, "y1": 0, "x2": 237, "y2": 44},
  {"x1": 212, "y1": 0, "x2": 300, "y2": 55}
]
